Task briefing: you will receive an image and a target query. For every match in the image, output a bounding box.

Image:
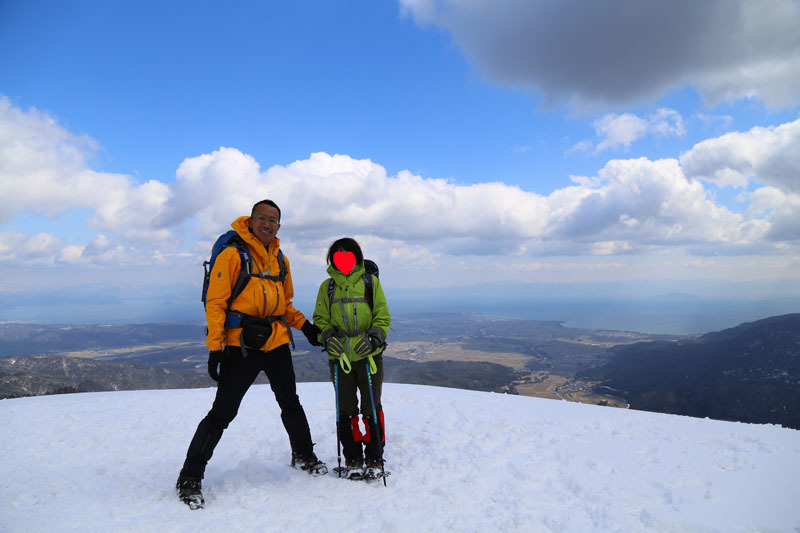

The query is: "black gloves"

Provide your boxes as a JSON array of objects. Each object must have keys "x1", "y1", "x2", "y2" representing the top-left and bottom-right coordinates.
[
  {"x1": 208, "y1": 350, "x2": 225, "y2": 381},
  {"x1": 322, "y1": 327, "x2": 385, "y2": 358},
  {"x1": 368, "y1": 326, "x2": 386, "y2": 351},
  {"x1": 320, "y1": 329, "x2": 345, "y2": 357},
  {"x1": 354, "y1": 327, "x2": 386, "y2": 357},
  {"x1": 301, "y1": 320, "x2": 323, "y2": 347},
  {"x1": 353, "y1": 337, "x2": 372, "y2": 357}
]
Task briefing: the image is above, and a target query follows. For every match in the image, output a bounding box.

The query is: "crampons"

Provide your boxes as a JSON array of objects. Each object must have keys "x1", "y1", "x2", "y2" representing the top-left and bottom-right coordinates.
[
  {"x1": 363, "y1": 460, "x2": 381, "y2": 481},
  {"x1": 344, "y1": 458, "x2": 364, "y2": 480},
  {"x1": 176, "y1": 475, "x2": 204, "y2": 510},
  {"x1": 291, "y1": 452, "x2": 328, "y2": 476}
]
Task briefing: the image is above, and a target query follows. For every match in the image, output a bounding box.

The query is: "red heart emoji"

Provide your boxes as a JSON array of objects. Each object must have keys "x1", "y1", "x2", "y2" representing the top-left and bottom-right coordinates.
[{"x1": 333, "y1": 251, "x2": 356, "y2": 275}]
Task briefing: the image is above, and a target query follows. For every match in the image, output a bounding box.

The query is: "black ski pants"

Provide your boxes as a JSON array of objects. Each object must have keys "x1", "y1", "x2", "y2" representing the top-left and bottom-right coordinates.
[
  {"x1": 180, "y1": 344, "x2": 314, "y2": 480},
  {"x1": 330, "y1": 355, "x2": 384, "y2": 463}
]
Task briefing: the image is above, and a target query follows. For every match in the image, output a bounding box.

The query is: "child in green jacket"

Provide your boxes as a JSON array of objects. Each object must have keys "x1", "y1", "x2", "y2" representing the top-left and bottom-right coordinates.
[{"x1": 313, "y1": 238, "x2": 391, "y2": 480}]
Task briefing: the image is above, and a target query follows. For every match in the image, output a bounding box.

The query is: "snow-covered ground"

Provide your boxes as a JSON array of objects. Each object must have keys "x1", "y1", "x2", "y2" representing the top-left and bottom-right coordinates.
[{"x1": 1, "y1": 383, "x2": 798, "y2": 532}]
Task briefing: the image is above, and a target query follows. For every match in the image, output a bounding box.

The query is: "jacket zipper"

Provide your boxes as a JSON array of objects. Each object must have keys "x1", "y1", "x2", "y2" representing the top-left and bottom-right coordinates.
[
  {"x1": 344, "y1": 284, "x2": 351, "y2": 354},
  {"x1": 258, "y1": 253, "x2": 280, "y2": 318},
  {"x1": 268, "y1": 252, "x2": 281, "y2": 316}
]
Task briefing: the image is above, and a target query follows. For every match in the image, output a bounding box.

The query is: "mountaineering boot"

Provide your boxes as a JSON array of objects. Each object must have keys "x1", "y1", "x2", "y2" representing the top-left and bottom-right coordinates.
[
  {"x1": 176, "y1": 475, "x2": 204, "y2": 510},
  {"x1": 363, "y1": 459, "x2": 381, "y2": 481},
  {"x1": 291, "y1": 452, "x2": 329, "y2": 476},
  {"x1": 344, "y1": 458, "x2": 364, "y2": 480}
]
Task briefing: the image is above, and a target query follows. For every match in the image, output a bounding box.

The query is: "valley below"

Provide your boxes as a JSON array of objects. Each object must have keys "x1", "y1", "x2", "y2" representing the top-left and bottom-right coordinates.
[
  {"x1": 1, "y1": 314, "x2": 681, "y2": 409},
  {"x1": 9, "y1": 312, "x2": 798, "y2": 431}
]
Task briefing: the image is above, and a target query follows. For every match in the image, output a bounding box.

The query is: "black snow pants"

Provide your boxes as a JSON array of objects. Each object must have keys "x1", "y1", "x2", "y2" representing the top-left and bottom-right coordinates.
[
  {"x1": 180, "y1": 344, "x2": 314, "y2": 480},
  {"x1": 330, "y1": 355, "x2": 384, "y2": 463}
]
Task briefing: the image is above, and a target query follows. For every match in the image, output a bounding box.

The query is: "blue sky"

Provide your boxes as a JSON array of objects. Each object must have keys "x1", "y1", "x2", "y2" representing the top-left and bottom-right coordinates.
[{"x1": 1, "y1": 0, "x2": 799, "y2": 329}]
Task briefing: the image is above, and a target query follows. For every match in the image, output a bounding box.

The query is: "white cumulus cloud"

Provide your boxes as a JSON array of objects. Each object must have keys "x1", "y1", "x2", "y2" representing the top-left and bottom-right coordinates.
[
  {"x1": 569, "y1": 108, "x2": 686, "y2": 154},
  {"x1": 545, "y1": 158, "x2": 759, "y2": 254},
  {"x1": 0, "y1": 96, "x2": 173, "y2": 237},
  {"x1": 174, "y1": 150, "x2": 551, "y2": 255},
  {"x1": 172, "y1": 149, "x2": 786, "y2": 259},
  {"x1": 592, "y1": 114, "x2": 650, "y2": 153},
  {"x1": 680, "y1": 118, "x2": 800, "y2": 193},
  {"x1": 0, "y1": 231, "x2": 64, "y2": 265},
  {"x1": 2, "y1": 97, "x2": 799, "y2": 272}
]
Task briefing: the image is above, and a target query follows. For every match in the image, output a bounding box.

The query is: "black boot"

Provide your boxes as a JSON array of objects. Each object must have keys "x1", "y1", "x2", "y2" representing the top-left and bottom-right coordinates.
[
  {"x1": 290, "y1": 450, "x2": 328, "y2": 475},
  {"x1": 176, "y1": 475, "x2": 204, "y2": 510},
  {"x1": 344, "y1": 457, "x2": 364, "y2": 480}
]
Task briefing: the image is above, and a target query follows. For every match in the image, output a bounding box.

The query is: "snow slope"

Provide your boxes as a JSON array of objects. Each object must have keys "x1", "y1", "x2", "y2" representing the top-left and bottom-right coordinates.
[{"x1": 1, "y1": 383, "x2": 798, "y2": 532}]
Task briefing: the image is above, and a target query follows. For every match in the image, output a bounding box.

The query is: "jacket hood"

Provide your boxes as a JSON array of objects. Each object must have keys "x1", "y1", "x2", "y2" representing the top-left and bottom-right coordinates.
[
  {"x1": 232, "y1": 215, "x2": 280, "y2": 262},
  {"x1": 327, "y1": 262, "x2": 366, "y2": 287}
]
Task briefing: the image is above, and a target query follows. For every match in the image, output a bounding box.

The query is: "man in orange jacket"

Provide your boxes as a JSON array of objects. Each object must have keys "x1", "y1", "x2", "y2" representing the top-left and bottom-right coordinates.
[{"x1": 177, "y1": 199, "x2": 326, "y2": 509}]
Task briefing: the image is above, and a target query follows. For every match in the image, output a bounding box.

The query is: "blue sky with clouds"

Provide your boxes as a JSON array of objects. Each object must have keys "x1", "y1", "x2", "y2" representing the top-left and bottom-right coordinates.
[{"x1": 1, "y1": 0, "x2": 799, "y2": 328}]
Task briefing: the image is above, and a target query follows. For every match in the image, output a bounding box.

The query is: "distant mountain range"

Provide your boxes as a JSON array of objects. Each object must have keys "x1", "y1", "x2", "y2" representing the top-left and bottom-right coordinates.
[
  {"x1": 2, "y1": 314, "x2": 798, "y2": 431},
  {"x1": 0, "y1": 319, "x2": 517, "y2": 399},
  {"x1": 0, "y1": 355, "x2": 210, "y2": 398},
  {"x1": 579, "y1": 313, "x2": 800, "y2": 430},
  {"x1": 0, "y1": 323, "x2": 202, "y2": 356}
]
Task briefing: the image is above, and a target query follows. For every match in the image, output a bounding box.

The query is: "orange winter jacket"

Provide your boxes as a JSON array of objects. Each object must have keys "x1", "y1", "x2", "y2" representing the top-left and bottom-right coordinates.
[{"x1": 205, "y1": 216, "x2": 308, "y2": 352}]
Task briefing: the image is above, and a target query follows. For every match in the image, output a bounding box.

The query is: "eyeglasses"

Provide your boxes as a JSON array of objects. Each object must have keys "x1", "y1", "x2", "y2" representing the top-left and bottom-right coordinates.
[{"x1": 253, "y1": 215, "x2": 280, "y2": 226}]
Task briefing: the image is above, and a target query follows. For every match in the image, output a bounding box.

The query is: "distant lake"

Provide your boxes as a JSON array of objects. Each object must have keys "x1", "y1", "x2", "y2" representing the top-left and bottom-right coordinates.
[
  {"x1": 3, "y1": 283, "x2": 796, "y2": 336},
  {"x1": 385, "y1": 296, "x2": 799, "y2": 335}
]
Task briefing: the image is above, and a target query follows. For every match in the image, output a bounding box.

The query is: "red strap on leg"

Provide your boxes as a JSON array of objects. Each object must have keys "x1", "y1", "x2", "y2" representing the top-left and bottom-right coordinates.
[
  {"x1": 362, "y1": 411, "x2": 386, "y2": 444},
  {"x1": 362, "y1": 416, "x2": 371, "y2": 443},
  {"x1": 350, "y1": 416, "x2": 364, "y2": 442}
]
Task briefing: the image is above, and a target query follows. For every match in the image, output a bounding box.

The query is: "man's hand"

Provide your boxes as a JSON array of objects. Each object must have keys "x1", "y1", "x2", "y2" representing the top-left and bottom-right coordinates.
[
  {"x1": 301, "y1": 321, "x2": 323, "y2": 347},
  {"x1": 207, "y1": 350, "x2": 225, "y2": 381}
]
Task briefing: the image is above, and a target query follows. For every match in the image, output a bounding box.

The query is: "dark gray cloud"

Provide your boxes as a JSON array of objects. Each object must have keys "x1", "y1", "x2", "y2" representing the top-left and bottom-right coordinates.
[{"x1": 400, "y1": 0, "x2": 800, "y2": 108}]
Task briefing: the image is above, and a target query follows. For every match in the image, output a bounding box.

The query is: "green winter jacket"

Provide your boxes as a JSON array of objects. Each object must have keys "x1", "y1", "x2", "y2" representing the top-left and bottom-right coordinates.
[{"x1": 313, "y1": 263, "x2": 391, "y2": 372}]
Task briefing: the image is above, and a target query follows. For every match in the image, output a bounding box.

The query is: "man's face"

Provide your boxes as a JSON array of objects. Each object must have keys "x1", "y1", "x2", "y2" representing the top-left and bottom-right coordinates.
[{"x1": 249, "y1": 204, "x2": 281, "y2": 246}]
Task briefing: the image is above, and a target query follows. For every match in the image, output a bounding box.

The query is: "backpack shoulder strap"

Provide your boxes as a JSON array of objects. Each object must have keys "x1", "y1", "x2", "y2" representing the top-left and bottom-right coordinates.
[
  {"x1": 203, "y1": 231, "x2": 251, "y2": 309},
  {"x1": 228, "y1": 238, "x2": 252, "y2": 306},
  {"x1": 326, "y1": 272, "x2": 374, "y2": 311},
  {"x1": 327, "y1": 278, "x2": 336, "y2": 308},
  {"x1": 276, "y1": 250, "x2": 287, "y2": 283},
  {"x1": 363, "y1": 272, "x2": 374, "y2": 310}
]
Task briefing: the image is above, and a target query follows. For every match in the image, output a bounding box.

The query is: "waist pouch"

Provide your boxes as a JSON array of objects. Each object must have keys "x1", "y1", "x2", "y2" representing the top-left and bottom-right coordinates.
[{"x1": 241, "y1": 316, "x2": 272, "y2": 350}]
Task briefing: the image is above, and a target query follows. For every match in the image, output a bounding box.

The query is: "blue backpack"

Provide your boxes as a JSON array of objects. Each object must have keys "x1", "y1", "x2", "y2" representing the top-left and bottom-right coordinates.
[{"x1": 202, "y1": 230, "x2": 287, "y2": 329}]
